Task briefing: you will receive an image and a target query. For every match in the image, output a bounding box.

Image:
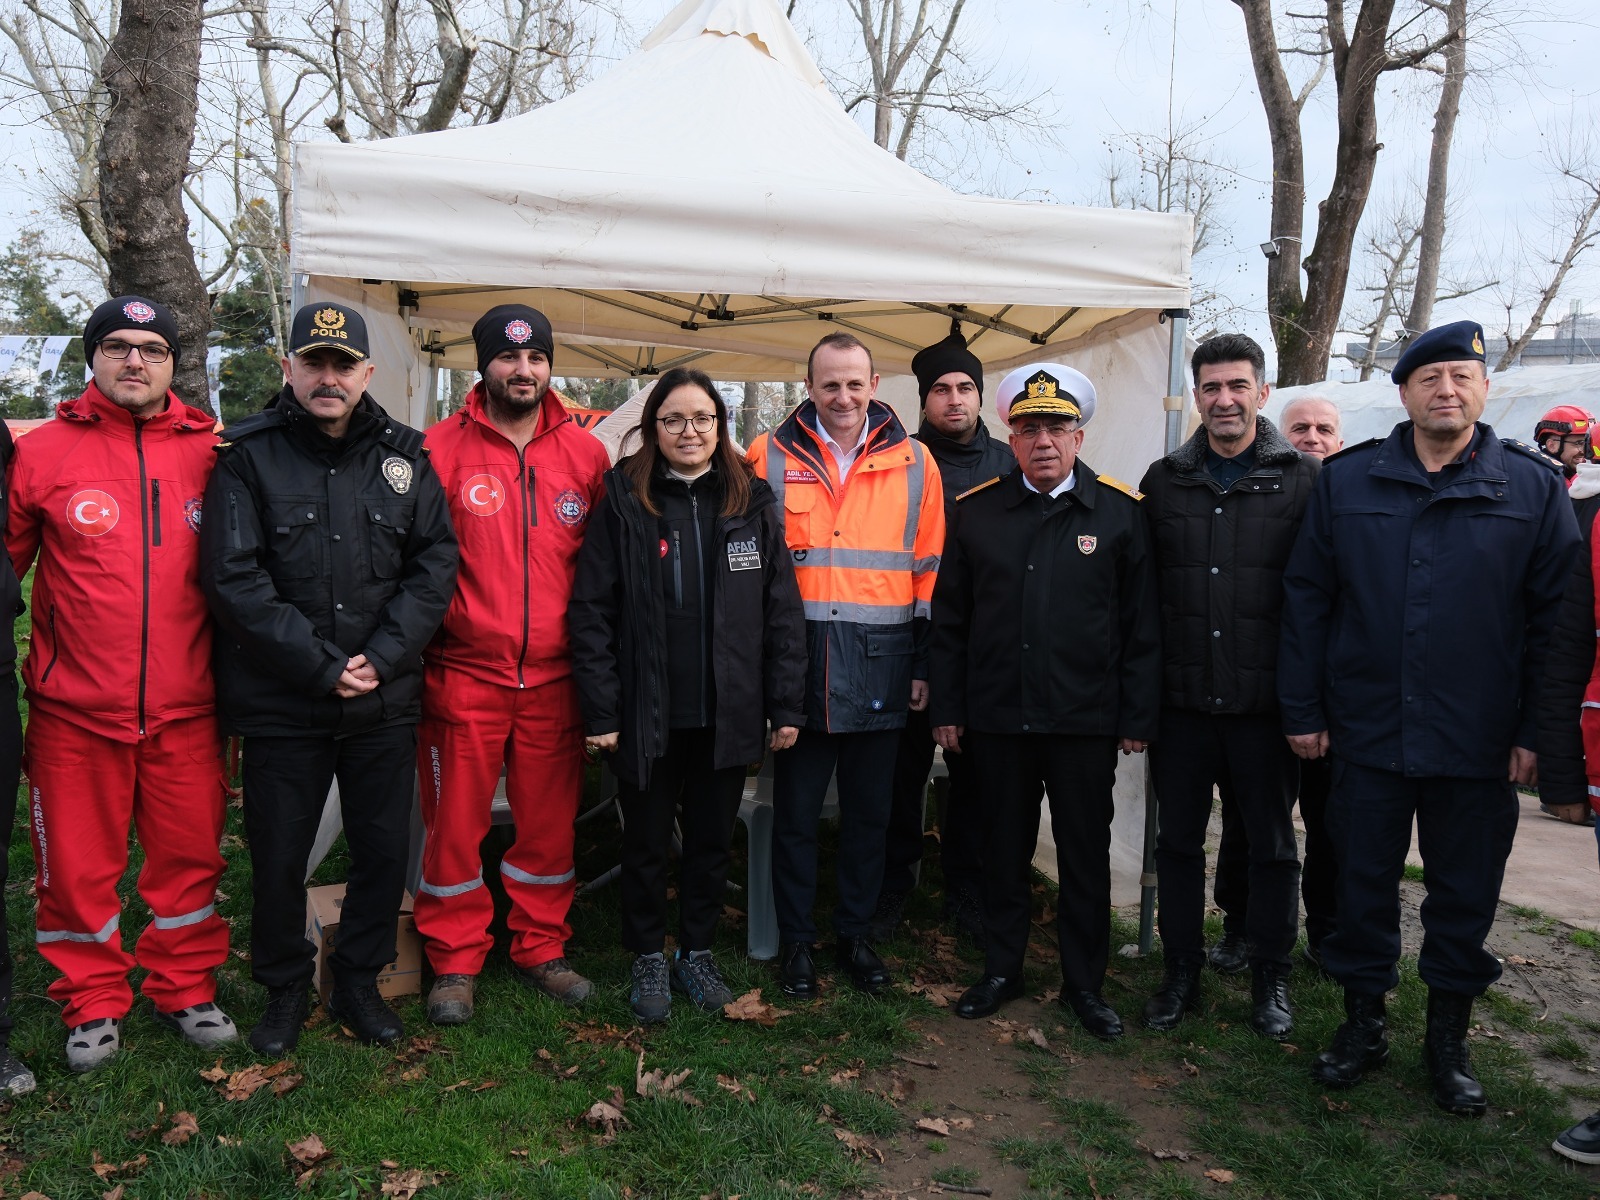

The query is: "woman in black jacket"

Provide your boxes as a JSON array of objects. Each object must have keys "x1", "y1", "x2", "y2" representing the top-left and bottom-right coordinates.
[{"x1": 569, "y1": 367, "x2": 806, "y2": 1024}]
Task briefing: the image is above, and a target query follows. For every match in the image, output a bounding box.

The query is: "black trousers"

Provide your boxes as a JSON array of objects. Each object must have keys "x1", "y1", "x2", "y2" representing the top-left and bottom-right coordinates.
[
  {"x1": 242, "y1": 725, "x2": 416, "y2": 991},
  {"x1": 773, "y1": 728, "x2": 899, "y2": 942},
  {"x1": 884, "y1": 707, "x2": 985, "y2": 900},
  {"x1": 1152, "y1": 708, "x2": 1300, "y2": 968},
  {"x1": 1215, "y1": 755, "x2": 1337, "y2": 947},
  {"x1": 0, "y1": 671, "x2": 21, "y2": 1045},
  {"x1": 971, "y1": 732, "x2": 1118, "y2": 991},
  {"x1": 1322, "y1": 759, "x2": 1517, "y2": 996},
  {"x1": 618, "y1": 727, "x2": 747, "y2": 956}
]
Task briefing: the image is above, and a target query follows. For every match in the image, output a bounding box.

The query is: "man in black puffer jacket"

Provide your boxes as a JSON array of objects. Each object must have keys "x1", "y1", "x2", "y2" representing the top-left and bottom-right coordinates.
[
  {"x1": 1138, "y1": 333, "x2": 1318, "y2": 1042},
  {"x1": 201, "y1": 303, "x2": 457, "y2": 1055},
  {"x1": 871, "y1": 332, "x2": 1016, "y2": 946}
]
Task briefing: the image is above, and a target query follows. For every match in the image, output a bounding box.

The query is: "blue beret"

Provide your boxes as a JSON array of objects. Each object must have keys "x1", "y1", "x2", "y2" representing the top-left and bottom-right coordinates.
[{"x1": 1391, "y1": 320, "x2": 1486, "y2": 384}]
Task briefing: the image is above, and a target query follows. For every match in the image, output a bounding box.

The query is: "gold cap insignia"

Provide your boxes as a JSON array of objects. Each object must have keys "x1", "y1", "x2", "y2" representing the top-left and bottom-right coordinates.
[
  {"x1": 1025, "y1": 371, "x2": 1058, "y2": 400},
  {"x1": 1471, "y1": 331, "x2": 1484, "y2": 356},
  {"x1": 313, "y1": 307, "x2": 346, "y2": 332}
]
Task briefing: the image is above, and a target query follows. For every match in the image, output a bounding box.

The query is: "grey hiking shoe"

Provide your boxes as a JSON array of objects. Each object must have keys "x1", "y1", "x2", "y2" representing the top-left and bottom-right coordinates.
[
  {"x1": 514, "y1": 956, "x2": 593, "y2": 1007},
  {"x1": 630, "y1": 953, "x2": 671, "y2": 1024},
  {"x1": 154, "y1": 1001, "x2": 239, "y2": 1048},
  {"x1": 427, "y1": 974, "x2": 476, "y2": 1025},
  {"x1": 672, "y1": 949, "x2": 735, "y2": 1012},
  {"x1": 66, "y1": 1017, "x2": 121, "y2": 1072},
  {"x1": 0, "y1": 1045, "x2": 36, "y2": 1096}
]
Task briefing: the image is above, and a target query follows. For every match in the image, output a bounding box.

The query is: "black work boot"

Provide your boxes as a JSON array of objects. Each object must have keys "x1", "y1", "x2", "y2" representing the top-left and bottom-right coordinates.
[
  {"x1": 250, "y1": 987, "x2": 311, "y2": 1057},
  {"x1": 1311, "y1": 990, "x2": 1388, "y2": 1088},
  {"x1": 1142, "y1": 958, "x2": 1202, "y2": 1031},
  {"x1": 1250, "y1": 963, "x2": 1293, "y2": 1040},
  {"x1": 1425, "y1": 988, "x2": 1487, "y2": 1117},
  {"x1": 327, "y1": 982, "x2": 404, "y2": 1046}
]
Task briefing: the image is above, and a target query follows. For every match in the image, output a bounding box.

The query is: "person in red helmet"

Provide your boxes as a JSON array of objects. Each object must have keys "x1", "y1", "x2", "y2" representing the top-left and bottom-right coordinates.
[
  {"x1": 1534, "y1": 405, "x2": 1596, "y2": 484},
  {"x1": 416, "y1": 304, "x2": 610, "y2": 1024},
  {"x1": 9, "y1": 295, "x2": 234, "y2": 1073}
]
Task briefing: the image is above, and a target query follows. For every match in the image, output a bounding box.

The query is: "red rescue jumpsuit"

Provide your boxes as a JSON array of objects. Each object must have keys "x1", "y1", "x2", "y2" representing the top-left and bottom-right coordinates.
[
  {"x1": 417, "y1": 384, "x2": 609, "y2": 973},
  {"x1": 9, "y1": 384, "x2": 227, "y2": 1027}
]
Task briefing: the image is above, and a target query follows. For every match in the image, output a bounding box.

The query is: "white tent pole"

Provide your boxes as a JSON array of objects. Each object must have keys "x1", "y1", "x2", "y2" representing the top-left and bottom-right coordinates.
[{"x1": 1140, "y1": 307, "x2": 1191, "y2": 956}]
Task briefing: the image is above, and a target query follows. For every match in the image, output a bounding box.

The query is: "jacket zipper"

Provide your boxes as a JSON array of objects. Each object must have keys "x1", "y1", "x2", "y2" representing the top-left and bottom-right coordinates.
[
  {"x1": 134, "y1": 422, "x2": 151, "y2": 736},
  {"x1": 672, "y1": 529, "x2": 684, "y2": 609},
  {"x1": 690, "y1": 489, "x2": 708, "y2": 727},
  {"x1": 228, "y1": 491, "x2": 242, "y2": 550},
  {"x1": 150, "y1": 479, "x2": 162, "y2": 546},
  {"x1": 39, "y1": 605, "x2": 59, "y2": 683},
  {"x1": 516, "y1": 452, "x2": 534, "y2": 687}
]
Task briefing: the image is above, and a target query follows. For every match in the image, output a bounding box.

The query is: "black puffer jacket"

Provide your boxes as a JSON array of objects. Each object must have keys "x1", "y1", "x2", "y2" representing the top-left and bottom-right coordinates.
[
  {"x1": 568, "y1": 461, "x2": 807, "y2": 788},
  {"x1": 915, "y1": 419, "x2": 1015, "y2": 510},
  {"x1": 1139, "y1": 416, "x2": 1319, "y2": 715},
  {"x1": 201, "y1": 389, "x2": 458, "y2": 736},
  {"x1": 1536, "y1": 482, "x2": 1600, "y2": 805}
]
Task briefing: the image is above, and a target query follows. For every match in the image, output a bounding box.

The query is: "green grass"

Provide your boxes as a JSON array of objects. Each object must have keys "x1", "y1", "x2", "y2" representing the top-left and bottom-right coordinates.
[
  {"x1": 1569, "y1": 929, "x2": 1600, "y2": 950},
  {"x1": 1510, "y1": 904, "x2": 1546, "y2": 921},
  {"x1": 1402, "y1": 862, "x2": 1426, "y2": 883}
]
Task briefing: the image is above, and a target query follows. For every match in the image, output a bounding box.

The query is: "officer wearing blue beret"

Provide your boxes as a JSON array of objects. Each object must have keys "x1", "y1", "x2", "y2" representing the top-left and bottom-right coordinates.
[{"x1": 1279, "y1": 319, "x2": 1580, "y2": 1115}]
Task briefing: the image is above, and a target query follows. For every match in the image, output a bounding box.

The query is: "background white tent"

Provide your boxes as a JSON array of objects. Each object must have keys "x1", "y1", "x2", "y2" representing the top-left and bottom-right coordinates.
[{"x1": 291, "y1": 0, "x2": 1195, "y2": 909}]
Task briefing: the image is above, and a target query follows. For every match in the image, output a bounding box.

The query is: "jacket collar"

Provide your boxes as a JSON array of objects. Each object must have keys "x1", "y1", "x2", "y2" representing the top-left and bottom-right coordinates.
[
  {"x1": 1003, "y1": 461, "x2": 1099, "y2": 510},
  {"x1": 775, "y1": 398, "x2": 910, "y2": 489},
  {"x1": 1368, "y1": 421, "x2": 1507, "y2": 488},
  {"x1": 271, "y1": 386, "x2": 385, "y2": 454},
  {"x1": 57, "y1": 381, "x2": 216, "y2": 437},
  {"x1": 1165, "y1": 415, "x2": 1299, "y2": 475},
  {"x1": 915, "y1": 417, "x2": 996, "y2": 462}
]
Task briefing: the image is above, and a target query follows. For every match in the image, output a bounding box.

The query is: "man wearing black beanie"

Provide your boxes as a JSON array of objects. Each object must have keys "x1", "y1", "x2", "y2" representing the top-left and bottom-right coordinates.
[{"x1": 869, "y1": 330, "x2": 1014, "y2": 947}]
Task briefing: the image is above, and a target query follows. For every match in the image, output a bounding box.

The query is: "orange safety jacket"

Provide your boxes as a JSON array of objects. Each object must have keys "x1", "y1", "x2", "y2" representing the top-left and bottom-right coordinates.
[{"x1": 746, "y1": 399, "x2": 944, "y2": 733}]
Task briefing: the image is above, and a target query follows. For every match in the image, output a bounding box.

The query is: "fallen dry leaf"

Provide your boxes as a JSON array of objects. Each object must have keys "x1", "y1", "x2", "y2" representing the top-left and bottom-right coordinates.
[
  {"x1": 636, "y1": 1050, "x2": 701, "y2": 1105},
  {"x1": 198, "y1": 1060, "x2": 230, "y2": 1083},
  {"x1": 584, "y1": 1100, "x2": 629, "y2": 1143},
  {"x1": 205, "y1": 1059, "x2": 297, "y2": 1102},
  {"x1": 1204, "y1": 1167, "x2": 1236, "y2": 1184},
  {"x1": 401, "y1": 1066, "x2": 428, "y2": 1082},
  {"x1": 90, "y1": 1152, "x2": 148, "y2": 1180},
  {"x1": 1321, "y1": 1095, "x2": 1352, "y2": 1113},
  {"x1": 715, "y1": 1075, "x2": 758, "y2": 1103},
  {"x1": 161, "y1": 1111, "x2": 200, "y2": 1146},
  {"x1": 1153, "y1": 1149, "x2": 1191, "y2": 1162},
  {"x1": 1181, "y1": 1059, "x2": 1201, "y2": 1077},
  {"x1": 287, "y1": 1135, "x2": 330, "y2": 1166},
  {"x1": 924, "y1": 1031, "x2": 945, "y2": 1046},
  {"x1": 1506, "y1": 955, "x2": 1538, "y2": 966},
  {"x1": 914, "y1": 1116, "x2": 951, "y2": 1136},
  {"x1": 722, "y1": 988, "x2": 793, "y2": 1026},
  {"x1": 272, "y1": 1072, "x2": 305, "y2": 1096},
  {"x1": 832, "y1": 1127, "x2": 884, "y2": 1162},
  {"x1": 828, "y1": 1068, "x2": 860, "y2": 1087},
  {"x1": 1134, "y1": 1071, "x2": 1174, "y2": 1090},
  {"x1": 1025, "y1": 1027, "x2": 1050, "y2": 1050},
  {"x1": 948, "y1": 1116, "x2": 974, "y2": 1131},
  {"x1": 380, "y1": 1167, "x2": 442, "y2": 1198},
  {"x1": 103, "y1": 1186, "x2": 125, "y2": 1200}
]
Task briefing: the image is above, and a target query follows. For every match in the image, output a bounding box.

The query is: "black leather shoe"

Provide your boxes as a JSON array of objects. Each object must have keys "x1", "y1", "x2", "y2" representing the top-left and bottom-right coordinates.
[
  {"x1": 1251, "y1": 964, "x2": 1293, "y2": 1040},
  {"x1": 250, "y1": 987, "x2": 311, "y2": 1057},
  {"x1": 1311, "y1": 991, "x2": 1388, "y2": 1088},
  {"x1": 1553, "y1": 1110, "x2": 1600, "y2": 1164},
  {"x1": 1425, "y1": 988, "x2": 1487, "y2": 1117},
  {"x1": 327, "y1": 983, "x2": 404, "y2": 1046},
  {"x1": 1142, "y1": 961, "x2": 1202, "y2": 1031},
  {"x1": 778, "y1": 942, "x2": 818, "y2": 998},
  {"x1": 1207, "y1": 931, "x2": 1249, "y2": 975},
  {"x1": 955, "y1": 975, "x2": 1023, "y2": 1019},
  {"x1": 1063, "y1": 990, "x2": 1123, "y2": 1040},
  {"x1": 834, "y1": 937, "x2": 892, "y2": 994}
]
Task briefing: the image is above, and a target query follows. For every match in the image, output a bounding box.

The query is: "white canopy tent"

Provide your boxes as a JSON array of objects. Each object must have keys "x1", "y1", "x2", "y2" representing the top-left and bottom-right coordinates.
[{"x1": 290, "y1": 0, "x2": 1194, "y2": 913}]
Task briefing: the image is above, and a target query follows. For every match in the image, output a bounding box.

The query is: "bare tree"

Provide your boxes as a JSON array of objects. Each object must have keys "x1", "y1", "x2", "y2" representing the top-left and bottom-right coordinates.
[
  {"x1": 1235, "y1": 1, "x2": 1463, "y2": 385},
  {"x1": 1341, "y1": 204, "x2": 1421, "y2": 379},
  {"x1": 98, "y1": 0, "x2": 211, "y2": 401},
  {"x1": 1400, "y1": 0, "x2": 1467, "y2": 341}
]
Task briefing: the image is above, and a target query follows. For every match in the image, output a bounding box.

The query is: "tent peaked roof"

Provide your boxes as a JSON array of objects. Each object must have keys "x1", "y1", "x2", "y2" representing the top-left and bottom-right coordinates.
[{"x1": 291, "y1": 0, "x2": 1190, "y2": 379}]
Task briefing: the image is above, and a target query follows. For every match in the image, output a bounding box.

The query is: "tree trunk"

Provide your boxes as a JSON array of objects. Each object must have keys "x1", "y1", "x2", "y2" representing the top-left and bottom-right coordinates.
[
  {"x1": 1236, "y1": 0, "x2": 1309, "y2": 378},
  {"x1": 98, "y1": 0, "x2": 211, "y2": 405},
  {"x1": 1402, "y1": 0, "x2": 1466, "y2": 342},
  {"x1": 741, "y1": 380, "x2": 760, "y2": 446},
  {"x1": 1279, "y1": 0, "x2": 1400, "y2": 386}
]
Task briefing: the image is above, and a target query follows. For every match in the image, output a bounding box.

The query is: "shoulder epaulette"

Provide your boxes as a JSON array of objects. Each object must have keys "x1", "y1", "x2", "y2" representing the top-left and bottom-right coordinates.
[
  {"x1": 215, "y1": 408, "x2": 287, "y2": 447},
  {"x1": 1503, "y1": 438, "x2": 1564, "y2": 472},
  {"x1": 378, "y1": 420, "x2": 425, "y2": 458},
  {"x1": 956, "y1": 476, "x2": 1002, "y2": 502},
  {"x1": 1321, "y1": 436, "x2": 1383, "y2": 465},
  {"x1": 1096, "y1": 473, "x2": 1143, "y2": 501}
]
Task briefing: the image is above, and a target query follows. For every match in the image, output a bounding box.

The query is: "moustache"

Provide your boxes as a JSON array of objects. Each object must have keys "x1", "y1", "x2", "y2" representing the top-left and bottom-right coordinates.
[{"x1": 311, "y1": 386, "x2": 346, "y2": 399}]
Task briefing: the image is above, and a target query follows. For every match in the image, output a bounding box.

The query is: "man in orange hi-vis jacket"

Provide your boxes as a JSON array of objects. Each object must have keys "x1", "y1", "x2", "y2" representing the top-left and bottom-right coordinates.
[{"x1": 745, "y1": 332, "x2": 945, "y2": 1000}]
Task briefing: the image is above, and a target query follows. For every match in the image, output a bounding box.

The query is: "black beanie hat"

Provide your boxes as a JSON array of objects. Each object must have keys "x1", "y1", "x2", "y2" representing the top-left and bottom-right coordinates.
[
  {"x1": 84, "y1": 295, "x2": 181, "y2": 365},
  {"x1": 911, "y1": 333, "x2": 982, "y2": 405},
  {"x1": 473, "y1": 304, "x2": 554, "y2": 377}
]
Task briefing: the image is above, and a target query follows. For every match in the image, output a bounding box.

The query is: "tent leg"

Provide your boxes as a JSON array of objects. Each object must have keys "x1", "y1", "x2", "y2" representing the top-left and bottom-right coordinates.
[{"x1": 1139, "y1": 308, "x2": 1190, "y2": 958}]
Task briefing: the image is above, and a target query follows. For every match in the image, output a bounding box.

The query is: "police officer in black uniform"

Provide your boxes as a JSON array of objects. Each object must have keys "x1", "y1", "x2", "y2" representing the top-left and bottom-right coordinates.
[
  {"x1": 872, "y1": 331, "x2": 1015, "y2": 945},
  {"x1": 1280, "y1": 320, "x2": 1579, "y2": 1115},
  {"x1": 201, "y1": 302, "x2": 457, "y2": 1055},
  {"x1": 929, "y1": 363, "x2": 1160, "y2": 1036}
]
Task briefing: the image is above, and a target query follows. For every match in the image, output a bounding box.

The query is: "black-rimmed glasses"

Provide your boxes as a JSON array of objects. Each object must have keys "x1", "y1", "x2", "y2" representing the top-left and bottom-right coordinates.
[
  {"x1": 99, "y1": 339, "x2": 172, "y2": 364},
  {"x1": 657, "y1": 414, "x2": 716, "y2": 435}
]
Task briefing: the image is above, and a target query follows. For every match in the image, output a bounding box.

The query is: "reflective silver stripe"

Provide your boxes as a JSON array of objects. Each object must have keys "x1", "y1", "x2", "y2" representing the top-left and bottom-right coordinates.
[
  {"x1": 802, "y1": 599, "x2": 915, "y2": 624},
  {"x1": 901, "y1": 441, "x2": 927, "y2": 552},
  {"x1": 912, "y1": 554, "x2": 941, "y2": 574},
  {"x1": 151, "y1": 903, "x2": 215, "y2": 931},
  {"x1": 500, "y1": 861, "x2": 576, "y2": 887},
  {"x1": 1584, "y1": 702, "x2": 1600, "y2": 709},
  {"x1": 1589, "y1": 785, "x2": 1600, "y2": 796},
  {"x1": 765, "y1": 441, "x2": 787, "y2": 509},
  {"x1": 792, "y1": 547, "x2": 913, "y2": 570},
  {"x1": 36, "y1": 913, "x2": 119, "y2": 945},
  {"x1": 914, "y1": 597, "x2": 932, "y2": 619},
  {"x1": 418, "y1": 872, "x2": 484, "y2": 898}
]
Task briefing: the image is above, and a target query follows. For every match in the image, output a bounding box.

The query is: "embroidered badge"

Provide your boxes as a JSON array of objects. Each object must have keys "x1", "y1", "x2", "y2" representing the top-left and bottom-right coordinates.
[
  {"x1": 462, "y1": 474, "x2": 505, "y2": 515},
  {"x1": 122, "y1": 300, "x2": 156, "y2": 324},
  {"x1": 1078, "y1": 535, "x2": 1098, "y2": 555},
  {"x1": 184, "y1": 496, "x2": 203, "y2": 533},
  {"x1": 554, "y1": 488, "x2": 589, "y2": 526},
  {"x1": 382, "y1": 456, "x2": 413, "y2": 495},
  {"x1": 313, "y1": 306, "x2": 346, "y2": 332},
  {"x1": 505, "y1": 319, "x2": 534, "y2": 344},
  {"x1": 1471, "y1": 331, "x2": 1485, "y2": 356},
  {"x1": 66, "y1": 489, "x2": 119, "y2": 536},
  {"x1": 784, "y1": 468, "x2": 819, "y2": 483},
  {"x1": 727, "y1": 536, "x2": 761, "y2": 571}
]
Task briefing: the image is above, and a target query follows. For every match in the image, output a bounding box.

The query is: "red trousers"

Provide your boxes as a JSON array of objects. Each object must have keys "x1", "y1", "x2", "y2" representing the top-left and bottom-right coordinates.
[
  {"x1": 25, "y1": 708, "x2": 229, "y2": 1027},
  {"x1": 415, "y1": 671, "x2": 584, "y2": 974}
]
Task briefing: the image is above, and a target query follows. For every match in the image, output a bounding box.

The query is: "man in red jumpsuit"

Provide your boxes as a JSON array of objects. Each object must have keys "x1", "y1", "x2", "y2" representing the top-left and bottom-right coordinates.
[
  {"x1": 417, "y1": 304, "x2": 610, "y2": 1023},
  {"x1": 10, "y1": 296, "x2": 233, "y2": 1071}
]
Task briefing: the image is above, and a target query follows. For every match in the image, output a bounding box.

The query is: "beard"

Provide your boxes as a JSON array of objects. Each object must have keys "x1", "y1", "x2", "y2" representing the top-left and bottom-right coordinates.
[{"x1": 485, "y1": 371, "x2": 548, "y2": 414}]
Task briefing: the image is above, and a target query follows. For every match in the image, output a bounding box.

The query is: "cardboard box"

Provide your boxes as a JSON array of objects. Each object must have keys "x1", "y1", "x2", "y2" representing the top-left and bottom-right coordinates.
[{"x1": 306, "y1": 884, "x2": 422, "y2": 1002}]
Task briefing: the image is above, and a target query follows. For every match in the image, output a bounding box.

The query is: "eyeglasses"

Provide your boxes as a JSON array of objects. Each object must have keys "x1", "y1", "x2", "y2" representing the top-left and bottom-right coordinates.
[
  {"x1": 99, "y1": 339, "x2": 172, "y2": 364},
  {"x1": 657, "y1": 413, "x2": 717, "y2": 435},
  {"x1": 1014, "y1": 422, "x2": 1077, "y2": 441}
]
